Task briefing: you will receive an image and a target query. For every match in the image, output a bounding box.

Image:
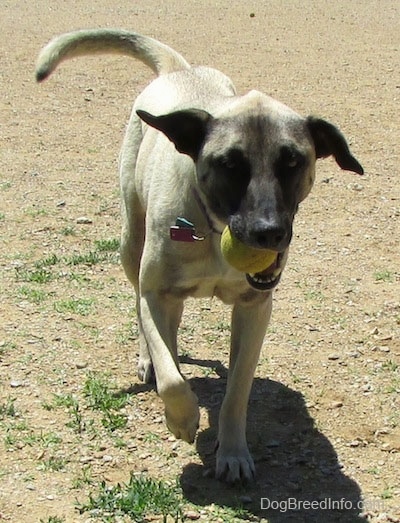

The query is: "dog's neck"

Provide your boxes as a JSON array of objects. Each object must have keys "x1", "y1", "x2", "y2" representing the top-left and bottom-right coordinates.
[
  {"x1": 170, "y1": 188, "x2": 223, "y2": 243},
  {"x1": 192, "y1": 187, "x2": 223, "y2": 236}
]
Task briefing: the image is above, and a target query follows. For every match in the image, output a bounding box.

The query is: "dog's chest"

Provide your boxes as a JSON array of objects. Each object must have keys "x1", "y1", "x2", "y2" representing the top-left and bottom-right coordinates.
[{"x1": 170, "y1": 268, "x2": 253, "y2": 304}]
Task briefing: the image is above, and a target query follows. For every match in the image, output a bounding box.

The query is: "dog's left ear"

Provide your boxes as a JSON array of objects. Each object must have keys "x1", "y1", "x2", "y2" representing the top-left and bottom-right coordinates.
[
  {"x1": 136, "y1": 109, "x2": 212, "y2": 160},
  {"x1": 307, "y1": 116, "x2": 364, "y2": 175}
]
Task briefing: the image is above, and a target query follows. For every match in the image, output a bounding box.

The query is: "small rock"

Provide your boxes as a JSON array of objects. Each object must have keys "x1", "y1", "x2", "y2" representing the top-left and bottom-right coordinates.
[
  {"x1": 56, "y1": 200, "x2": 66, "y2": 207},
  {"x1": 102, "y1": 455, "x2": 113, "y2": 463},
  {"x1": 76, "y1": 361, "x2": 88, "y2": 369},
  {"x1": 10, "y1": 380, "x2": 23, "y2": 388},
  {"x1": 347, "y1": 182, "x2": 364, "y2": 191},
  {"x1": 361, "y1": 384, "x2": 373, "y2": 392},
  {"x1": 349, "y1": 440, "x2": 360, "y2": 447},
  {"x1": 185, "y1": 510, "x2": 201, "y2": 520},
  {"x1": 79, "y1": 456, "x2": 93, "y2": 463},
  {"x1": 330, "y1": 401, "x2": 343, "y2": 409},
  {"x1": 76, "y1": 216, "x2": 93, "y2": 224},
  {"x1": 328, "y1": 354, "x2": 340, "y2": 361}
]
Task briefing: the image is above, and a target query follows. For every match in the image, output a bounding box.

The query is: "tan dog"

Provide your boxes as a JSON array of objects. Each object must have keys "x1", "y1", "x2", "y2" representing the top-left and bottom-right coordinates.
[{"x1": 36, "y1": 29, "x2": 363, "y2": 483}]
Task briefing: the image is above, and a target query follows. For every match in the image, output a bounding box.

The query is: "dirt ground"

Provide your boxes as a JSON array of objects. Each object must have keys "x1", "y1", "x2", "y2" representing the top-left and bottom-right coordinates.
[{"x1": 1, "y1": 1, "x2": 399, "y2": 522}]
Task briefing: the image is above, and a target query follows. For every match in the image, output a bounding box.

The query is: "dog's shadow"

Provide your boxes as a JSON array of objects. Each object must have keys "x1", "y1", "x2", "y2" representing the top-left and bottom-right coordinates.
[{"x1": 179, "y1": 356, "x2": 367, "y2": 523}]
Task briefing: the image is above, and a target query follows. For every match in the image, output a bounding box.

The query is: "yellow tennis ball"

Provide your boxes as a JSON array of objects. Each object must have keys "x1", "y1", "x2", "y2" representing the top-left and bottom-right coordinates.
[{"x1": 220, "y1": 226, "x2": 278, "y2": 273}]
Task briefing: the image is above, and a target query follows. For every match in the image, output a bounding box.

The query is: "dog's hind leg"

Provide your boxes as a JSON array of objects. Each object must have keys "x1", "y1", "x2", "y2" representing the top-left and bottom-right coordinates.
[
  {"x1": 119, "y1": 115, "x2": 155, "y2": 382},
  {"x1": 120, "y1": 200, "x2": 154, "y2": 382},
  {"x1": 216, "y1": 292, "x2": 272, "y2": 483}
]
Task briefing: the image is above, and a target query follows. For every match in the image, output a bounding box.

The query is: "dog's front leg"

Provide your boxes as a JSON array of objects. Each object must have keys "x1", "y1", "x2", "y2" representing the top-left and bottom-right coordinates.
[
  {"x1": 140, "y1": 291, "x2": 200, "y2": 443},
  {"x1": 216, "y1": 293, "x2": 272, "y2": 483}
]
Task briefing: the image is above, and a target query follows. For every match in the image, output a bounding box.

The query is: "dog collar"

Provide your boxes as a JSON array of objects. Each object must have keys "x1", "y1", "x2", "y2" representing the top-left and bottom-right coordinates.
[{"x1": 169, "y1": 188, "x2": 222, "y2": 242}]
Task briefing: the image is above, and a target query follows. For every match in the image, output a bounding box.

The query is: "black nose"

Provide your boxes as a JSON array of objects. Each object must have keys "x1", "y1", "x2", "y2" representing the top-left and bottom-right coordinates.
[{"x1": 250, "y1": 219, "x2": 291, "y2": 250}]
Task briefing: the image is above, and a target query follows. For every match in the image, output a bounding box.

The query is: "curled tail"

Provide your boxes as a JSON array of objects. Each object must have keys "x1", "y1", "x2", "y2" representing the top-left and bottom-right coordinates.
[{"x1": 35, "y1": 28, "x2": 191, "y2": 82}]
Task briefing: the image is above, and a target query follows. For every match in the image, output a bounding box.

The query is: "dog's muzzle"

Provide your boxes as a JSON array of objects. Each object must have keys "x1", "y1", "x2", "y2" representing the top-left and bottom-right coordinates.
[{"x1": 246, "y1": 250, "x2": 286, "y2": 291}]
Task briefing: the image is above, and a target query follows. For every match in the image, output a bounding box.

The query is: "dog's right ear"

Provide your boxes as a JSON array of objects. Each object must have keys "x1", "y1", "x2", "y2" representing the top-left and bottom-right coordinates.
[{"x1": 136, "y1": 109, "x2": 212, "y2": 160}]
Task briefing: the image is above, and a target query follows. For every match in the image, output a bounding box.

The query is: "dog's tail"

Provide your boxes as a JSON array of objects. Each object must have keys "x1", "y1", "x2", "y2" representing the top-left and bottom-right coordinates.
[{"x1": 35, "y1": 28, "x2": 191, "y2": 82}]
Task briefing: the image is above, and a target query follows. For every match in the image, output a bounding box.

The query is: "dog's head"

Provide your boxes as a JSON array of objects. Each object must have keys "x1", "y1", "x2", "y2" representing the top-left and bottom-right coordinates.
[{"x1": 137, "y1": 92, "x2": 363, "y2": 290}]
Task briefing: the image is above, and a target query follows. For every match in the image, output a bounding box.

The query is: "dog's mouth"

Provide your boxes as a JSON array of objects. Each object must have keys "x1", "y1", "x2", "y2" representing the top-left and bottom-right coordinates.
[{"x1": 246, "y1": 251, "x2": 286, "y2": 291}]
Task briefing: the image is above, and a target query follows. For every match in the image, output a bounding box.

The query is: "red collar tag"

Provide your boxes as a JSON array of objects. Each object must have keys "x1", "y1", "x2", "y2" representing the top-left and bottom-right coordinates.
[
  {"x1": 170, "y1": 217, "x2": 205, "y2": 242},
  {"x1": 170, "y1": 225, "x2": 196, "y2": 242}
]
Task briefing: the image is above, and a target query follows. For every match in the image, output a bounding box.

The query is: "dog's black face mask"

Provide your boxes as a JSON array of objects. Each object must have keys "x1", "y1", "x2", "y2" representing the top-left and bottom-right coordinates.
[{"x1": 197, "y1": 114, "x2": 318, "y2": 252}]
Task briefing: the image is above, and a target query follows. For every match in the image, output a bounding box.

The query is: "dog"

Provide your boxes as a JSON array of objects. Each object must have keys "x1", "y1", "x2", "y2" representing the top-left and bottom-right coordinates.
[{"x1": 36, "y1": 29, "x2": 363, "y2": 483}]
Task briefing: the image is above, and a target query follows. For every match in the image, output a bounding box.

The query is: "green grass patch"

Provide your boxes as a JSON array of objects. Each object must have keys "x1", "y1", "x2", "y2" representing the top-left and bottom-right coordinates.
[
  {"x1": 381, "y1": 360, "x2": 399, "y2": 372},
  {"x1": 54, "y1": 298, "x2": 95, "y2": 316},
  {"x1": 26, "y1": 207, "x2": 48, "y2": 218},
  {"x1": 43, "y1": 394, "x2": 86, "y2": 434},
  {"x1": 83, "y1": 374, "x2": 129, "y2": 412},
  {"x1": 0, "y1": 341, "x2": 16, "y2": 358},
  {"x1": 23, "y1": 431, "x2": 62, "y2": 448},
  {"x1": 72, "y1": 465, "x2": 95, "y2": 489},
  {"x1": 381, "y1": 485, "x2": 394, "y2": 500},
  {"x1": 78, "y1": 474, "x2": 183, "y2": 522},
  {"x1": 0, "y1": 398, "x2": 16, "y2": 419},
  {"x1": 16, "y1": 267, "x2": 54, "y2": 284},
  {"x1": 14, "y1": 238, "x2": 120, "y2": 284},
  {"x1": 94, "y1": 238, "x2": 120, "y2": 252},
  {"x1": 60, "y1": 225, "x2": 76, "y2": 236},
  {"x1": 2, "y1": 418, "x2": 62, "y2": 451},
  {"x1": 18, "y1": 285, "x2": 49, "y2": 304},
  {"x1": 65, "y1": 251, "x2": 107, "y2": 266},
  {"x1": 43, "y1": 393, "x2": 78, "y2": 410},
  {"x1": 0, "y1": 181, "x2": 12, "y2": 190},
  {"x1": 35, "y1": 254, "x2": 61, "y2": 268},
  {"x1": 374, "y1": 269, "x2": 394, "y2": 283},
  {"x1": 39, "y1": 455, "x2": 68, "y2": 472},
  {"x1": 83, "y1": 373, "x2": 129, "y2": 431}
]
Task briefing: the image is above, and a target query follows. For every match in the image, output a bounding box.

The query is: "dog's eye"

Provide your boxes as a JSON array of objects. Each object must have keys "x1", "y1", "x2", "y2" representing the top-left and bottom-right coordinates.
[
  {"x1": 218, "y1": 157, "x2": 237, "y2": 170},
  {"x1": 281, "y1": 148, "x2": 304, "y2": 171},
  {"x1": 287, "y1": 157, "x2": 299, "y2": 168}
]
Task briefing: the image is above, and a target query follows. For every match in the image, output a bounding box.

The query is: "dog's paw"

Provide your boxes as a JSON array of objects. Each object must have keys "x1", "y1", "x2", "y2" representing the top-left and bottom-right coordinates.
[
  {"x1": 163, "y1": 387, "x2": 200, "y2": 444},
  {"x1": 138, "y1": 358, "x2": 155, "y2": 384},
  {"x1": 215, "y1": 444, "x2": 255, "y2": 484}
]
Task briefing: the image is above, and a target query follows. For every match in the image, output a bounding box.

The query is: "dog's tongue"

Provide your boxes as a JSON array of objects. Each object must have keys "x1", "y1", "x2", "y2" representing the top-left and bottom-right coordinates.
[{"x1": 255, "y1": 257, "x2": 278, "y2": 276}]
